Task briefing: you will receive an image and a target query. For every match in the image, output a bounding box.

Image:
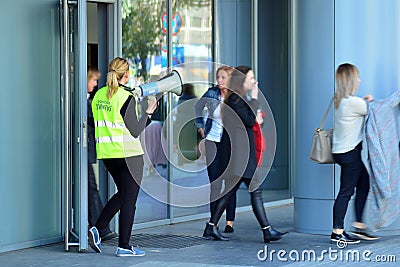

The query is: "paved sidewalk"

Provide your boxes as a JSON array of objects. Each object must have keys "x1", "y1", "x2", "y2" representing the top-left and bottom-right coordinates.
[{"x1": 0, "y1": 204, "x2": 399, "y2": 266}]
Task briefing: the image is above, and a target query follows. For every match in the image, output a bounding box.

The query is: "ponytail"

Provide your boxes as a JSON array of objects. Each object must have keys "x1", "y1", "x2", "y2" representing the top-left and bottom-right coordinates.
[{"x1": 106, "y1": 57, "x2": 129, "y2": 99}]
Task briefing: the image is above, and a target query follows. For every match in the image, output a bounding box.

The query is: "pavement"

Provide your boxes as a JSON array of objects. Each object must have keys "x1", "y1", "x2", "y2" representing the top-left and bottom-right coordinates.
[{"x1": 0, "y1": 204, "x2": 399, "y2": 266}]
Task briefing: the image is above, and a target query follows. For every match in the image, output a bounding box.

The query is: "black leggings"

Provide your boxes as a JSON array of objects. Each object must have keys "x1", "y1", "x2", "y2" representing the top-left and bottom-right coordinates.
[
  {"x1": 95, "y1": 156, "x2": 143, "y2": 249},
  {"x1": 210, "y1": 177, "x2": 270, "y2": 228}
]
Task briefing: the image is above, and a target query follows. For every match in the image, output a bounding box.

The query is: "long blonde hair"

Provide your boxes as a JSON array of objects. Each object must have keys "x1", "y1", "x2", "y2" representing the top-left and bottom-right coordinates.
[
  {"x1": 334, "y1": 63, "x2": 359, "y2": 109},
  {"x1": 106, "y1": 57, "x2": 129, "y2": 99}
]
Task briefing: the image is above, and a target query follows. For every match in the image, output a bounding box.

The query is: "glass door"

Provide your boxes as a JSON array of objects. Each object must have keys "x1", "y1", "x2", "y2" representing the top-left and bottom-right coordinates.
[
  {"x1": 62, "y1": 0, "x2": 88, "y2": 252},
  {"x1": 63, "y1": 0, "x2": 119, "y2": 252}
]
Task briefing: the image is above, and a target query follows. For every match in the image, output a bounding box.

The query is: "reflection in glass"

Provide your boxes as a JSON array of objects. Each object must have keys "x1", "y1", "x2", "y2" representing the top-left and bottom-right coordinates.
[
  {"x1": 170, "y1": 1, "x2": 213, "y2": 218},
  {"x1": 122, "y1": 0, "x2": 168, "y2": 223}
]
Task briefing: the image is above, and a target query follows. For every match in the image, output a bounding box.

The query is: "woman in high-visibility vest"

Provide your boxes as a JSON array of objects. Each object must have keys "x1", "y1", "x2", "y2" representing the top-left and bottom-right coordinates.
[{"x1": 88, "y1": 57, "x2": 157, "y2": 257}]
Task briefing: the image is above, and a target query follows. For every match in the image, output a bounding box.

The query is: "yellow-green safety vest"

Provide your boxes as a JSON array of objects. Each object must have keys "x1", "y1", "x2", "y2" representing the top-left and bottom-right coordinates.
[{"x1": 92, "y1": 86, "x2": 144, "y2": 159}]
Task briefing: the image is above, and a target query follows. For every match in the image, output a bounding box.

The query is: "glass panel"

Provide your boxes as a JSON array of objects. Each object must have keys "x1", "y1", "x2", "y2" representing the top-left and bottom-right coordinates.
[
  {"x1": 257, "y1": 0, "x2": 290, "y2": 202},
  {"x1": 170, "y1": 1, "x2": 213, "y2": 218},
  {"x1": 0, "y1": 0, "x2": 62, "y2": 247},
  {"x1": 121, "y1": 0, "x2": 213, "y2": 221},
  {"x1": 122, "y1": 0, "x2": 168, "y2": 223},
  {"x1": 216, "y1": 0, "x2": 254, "y2": 209},
  {"x1": 215, "y1": 0, "x2": 290, "y2": 213}
]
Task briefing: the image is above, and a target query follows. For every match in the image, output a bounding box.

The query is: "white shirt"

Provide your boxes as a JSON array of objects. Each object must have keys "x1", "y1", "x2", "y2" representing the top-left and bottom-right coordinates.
[
  {"x1": 332, "y1": 96, "x2": 368, "y2": 154},
  {"x1": 206, "y1": 99, "x2": 224, "y2": 142}
]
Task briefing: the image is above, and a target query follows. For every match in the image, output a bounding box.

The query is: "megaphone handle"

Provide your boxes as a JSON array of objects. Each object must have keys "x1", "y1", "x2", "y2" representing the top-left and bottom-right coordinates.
[
  {"x1": 133, "y1": 87, "x2": 143, "y2": 97},
  {"x1": 119, "y1": 83, "x2": 142, "y2": 97}
]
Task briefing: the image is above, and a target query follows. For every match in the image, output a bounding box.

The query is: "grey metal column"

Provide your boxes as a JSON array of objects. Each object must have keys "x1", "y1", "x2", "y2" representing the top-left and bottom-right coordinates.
[
  {"x1": 63, "y1": 0, "x2": 74, "y2": 251},
  {"x1": 166, "y1": 0, "x2": 173, "y2": 222},
  {"x1": 77, "y1": 0, "x2": 88, "y2": 252},
  {"x1": 292, "y1": 0, "x2": 336, "y2": 235}
]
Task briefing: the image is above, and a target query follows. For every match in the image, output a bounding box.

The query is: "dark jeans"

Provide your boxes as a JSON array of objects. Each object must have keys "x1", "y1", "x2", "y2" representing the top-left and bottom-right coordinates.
[
  {"x1": 95, "y1": 156, "x2": 143, "y2": 249},
  {"x1": 332, "y1": 143, "x2": 370, "y2": 229},
  {"x1": 210, "y1": 177, "x2": 270, "y2": 228},
  {"x1": 205, "y1": 140, "x2": 236, "y2": 222}
]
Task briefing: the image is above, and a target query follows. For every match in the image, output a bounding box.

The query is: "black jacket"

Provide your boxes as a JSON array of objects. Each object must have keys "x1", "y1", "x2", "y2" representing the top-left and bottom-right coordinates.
[
  {"x1": 87, "y1": 98, "x2": 97, "y2": 164},
  {"x1": 219, "y1": 93, "x2": 259, "y2": 179}
]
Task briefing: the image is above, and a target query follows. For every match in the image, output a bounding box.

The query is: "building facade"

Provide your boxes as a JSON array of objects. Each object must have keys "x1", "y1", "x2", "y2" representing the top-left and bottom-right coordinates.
[{"x1": 1, "y1": 0, "x2": 399, "y2": 253}]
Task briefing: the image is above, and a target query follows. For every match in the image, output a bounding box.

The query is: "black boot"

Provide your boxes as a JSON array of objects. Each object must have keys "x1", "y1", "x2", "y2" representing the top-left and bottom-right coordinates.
[
  {"x1": 203, "y1": 223, "x2": 229, "y2": 241},
  {"x1": 262, "y1": 227, "x2": 288, "y2": 243}
]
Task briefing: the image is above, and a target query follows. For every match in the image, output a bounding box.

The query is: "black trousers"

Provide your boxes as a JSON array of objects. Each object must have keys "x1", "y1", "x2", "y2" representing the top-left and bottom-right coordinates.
[
  {"x1": 88, "y1": 164, "x2": 103, "y2": 226},
  {"x1": 332, "y1": 143, "x2": 370, "y2": 229},
  {"x1": 205, "y1": 140, "x2": 237, "y2": 221},
  {"x1": 95, "y1": 156, "x2": 143, "y2": 249},
  {"x1": 209, "y1": 177, "x2": 270, "y2": 228}
]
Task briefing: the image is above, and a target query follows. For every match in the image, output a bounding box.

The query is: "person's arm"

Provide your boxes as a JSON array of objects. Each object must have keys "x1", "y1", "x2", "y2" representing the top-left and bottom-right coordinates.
[
  {"x1": 195, "y1": 94, "x2": 209, "y2": 129},
  {"x1": 87, "y1": 99, "x2": 95, "y2": 128},
  {"x1": 121, "y1": 96, "x2": 151, "y2": 138},
  {"x1": 352, "y1": 96, "x2": 370, "y2": 116}
]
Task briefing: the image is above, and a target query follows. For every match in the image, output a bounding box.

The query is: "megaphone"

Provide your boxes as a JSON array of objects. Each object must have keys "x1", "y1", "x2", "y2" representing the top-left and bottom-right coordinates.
[{"x1": 123, "y1": 70, "x2": 183, "y2": 97}]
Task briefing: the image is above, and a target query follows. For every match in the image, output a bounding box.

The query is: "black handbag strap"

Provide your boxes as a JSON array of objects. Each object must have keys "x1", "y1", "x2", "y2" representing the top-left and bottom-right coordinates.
[{"x1": 319, "y1": 97, "x2": 334, "y2": 129}]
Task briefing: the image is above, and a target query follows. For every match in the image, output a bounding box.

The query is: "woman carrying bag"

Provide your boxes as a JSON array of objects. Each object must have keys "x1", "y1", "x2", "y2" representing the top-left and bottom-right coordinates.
[{"x1": 331, "y1": 63, "x2": 378, "y2": 244}]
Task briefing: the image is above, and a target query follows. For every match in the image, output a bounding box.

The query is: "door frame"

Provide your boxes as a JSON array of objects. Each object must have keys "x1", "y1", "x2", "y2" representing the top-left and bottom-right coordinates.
[
  {"x1": 62, "y1": 0, "x2": 88, "y2": 252},
  {"x1": 63, "y1": 0, "x2": 120, "y2": 252}
]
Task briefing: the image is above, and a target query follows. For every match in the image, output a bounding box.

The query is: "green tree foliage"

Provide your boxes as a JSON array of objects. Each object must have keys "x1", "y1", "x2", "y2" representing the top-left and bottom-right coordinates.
[
  {"x1": 122, "y1": 1, "x2": 163, "y2": 80},
  {"x1": 122, "y1": 0, "x2": 211, "y2": 80}
]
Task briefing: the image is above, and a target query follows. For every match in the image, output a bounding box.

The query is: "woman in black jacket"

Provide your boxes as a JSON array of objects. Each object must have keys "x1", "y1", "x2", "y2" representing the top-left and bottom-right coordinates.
[{"x1": 202, "y1": 66, "x2": 287, "y2": 243}]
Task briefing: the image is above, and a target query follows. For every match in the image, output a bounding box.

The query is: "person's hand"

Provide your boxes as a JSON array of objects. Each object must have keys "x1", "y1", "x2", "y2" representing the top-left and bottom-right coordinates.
[
  {"x1": 251, "y1": 82, "x2": 259, "y2": 100},
  {"x1": 363, "y1": 94, "x2": 374, "y2": 102},
  {"x1": 256, "y1": 110, "x2": 264, "y2": 125},
  {"x1": 198, "y1": 128, "x2": 205, "y2": 139},
  {"x1": 146, "y1": 95, "x2": 158, "y2": 115}
]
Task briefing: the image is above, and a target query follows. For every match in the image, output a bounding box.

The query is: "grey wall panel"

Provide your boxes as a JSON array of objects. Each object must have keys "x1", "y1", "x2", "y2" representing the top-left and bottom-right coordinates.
[
  {"x1": 293, "y1": 0, "x2": 335, "y2": 200},
  {"x1": 217, "y1": 0, "x2": 251, "y2": 67},
  {"x1": 236, "y1": 0, "x2": 252, "y2": 67},
  {"x1": 335, "y1": 0, "x2": 400, "y2": 100},
  {"x1": 217, "y1": 0, "x2": 238, "y2": 66},
  {"x1": 335, "y1": 0, "x2": 400, "y2": 234},
  {"x1": 0, "y1": 0, "x2": 62, "y2": 251}
]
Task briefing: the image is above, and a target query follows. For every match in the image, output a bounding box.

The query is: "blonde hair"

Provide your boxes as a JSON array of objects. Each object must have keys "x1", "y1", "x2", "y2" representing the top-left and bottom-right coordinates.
[
  {"x1": 87, "y1": 66, "x2": 100, "y2": 80},
  {"x1": 334, "y1": 63, "x2": 359, "y2": 109},
  {"x1": 106, "y1": 57, "x2": 129, "y2": 99},
  {"x1": 216, "y1": 65, "x2": 233, "y2": 78}
]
